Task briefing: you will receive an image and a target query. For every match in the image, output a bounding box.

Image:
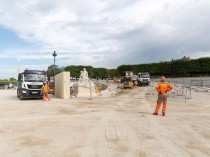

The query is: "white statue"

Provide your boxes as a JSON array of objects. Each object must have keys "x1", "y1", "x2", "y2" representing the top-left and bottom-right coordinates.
[
  {"x1": 79, "y1": 68, "x2": 94, "y2": 88},
  {"x1": 80, "y1": 68, "x2": 88, "y2": 80}
]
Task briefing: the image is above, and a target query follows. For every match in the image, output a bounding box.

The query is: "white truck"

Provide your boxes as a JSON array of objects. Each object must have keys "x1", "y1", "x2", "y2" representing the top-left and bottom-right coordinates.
[
  {"x1": 137, "y1": 72, "x2": 150, "y2": 86},
  {"x1": 17, "y1": 70, "x2": 47, "y2": 100}
]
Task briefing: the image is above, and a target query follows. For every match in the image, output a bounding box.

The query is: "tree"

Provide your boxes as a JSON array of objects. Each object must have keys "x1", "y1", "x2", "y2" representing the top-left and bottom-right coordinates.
[
  {"x1": 62, "y1": 56, "x2": 210, "y2": 78},
  {"x1": 107, "y1": 69, "x2": 120, "y2": 77},
  {"x1": 180, "y1": 56, "x2": 191, "y2": 61},
  {"x1": 65, "y1": 65, "x2": 95, "y2": 78},
  {"x1": 46, "y1": 65, "x2": 63, "y2": 78},
  {"x1": 0, "y1": 79, "x2": 8, "y2": 82},
  {"x1": 94, "y1": 68, "x2": 107, "y2": 78},
  {"x1": 9, "y1": 77, "x2": 17, "y2": 82}
]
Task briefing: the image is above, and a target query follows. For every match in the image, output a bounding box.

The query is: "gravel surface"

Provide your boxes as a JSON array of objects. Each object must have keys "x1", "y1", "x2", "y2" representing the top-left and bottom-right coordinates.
[{"x1": 0, "y1": 84, "x2": 210, "y2": 157}]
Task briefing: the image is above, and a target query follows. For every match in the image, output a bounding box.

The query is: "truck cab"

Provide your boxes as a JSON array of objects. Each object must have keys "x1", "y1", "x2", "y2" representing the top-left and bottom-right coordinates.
[
  {"x1": 137, "y1": 72, "x2": 150, "y2": 86},
  {"x1": 17, "y1": 70, "x2": 47, "y2": 100}
]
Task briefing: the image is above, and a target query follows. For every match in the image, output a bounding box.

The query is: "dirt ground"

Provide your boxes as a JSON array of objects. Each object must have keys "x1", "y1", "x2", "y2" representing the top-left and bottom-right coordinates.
[{"x1": 0, "y1": 85, "x2": 210, "y2": 157}]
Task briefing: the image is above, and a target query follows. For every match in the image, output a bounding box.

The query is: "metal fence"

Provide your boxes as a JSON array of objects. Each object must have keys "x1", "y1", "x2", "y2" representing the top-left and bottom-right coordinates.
[{"x1": 151, "y1": 77, "x2": 210, "y2": 99}]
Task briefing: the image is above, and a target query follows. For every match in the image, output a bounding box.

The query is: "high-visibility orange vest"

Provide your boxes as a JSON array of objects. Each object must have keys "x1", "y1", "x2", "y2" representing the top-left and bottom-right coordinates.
[
  {"x1": 42, "y1": 85, "x2": 49, "y2": 93},
  {"x1": 155, "y1": 82, "x2": 173, "y2": 94}
]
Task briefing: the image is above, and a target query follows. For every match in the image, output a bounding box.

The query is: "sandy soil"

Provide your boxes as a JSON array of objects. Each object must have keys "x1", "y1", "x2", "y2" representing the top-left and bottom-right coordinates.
[{"x1": 0, "y1": 84, "x2": 210, "y2": 157}]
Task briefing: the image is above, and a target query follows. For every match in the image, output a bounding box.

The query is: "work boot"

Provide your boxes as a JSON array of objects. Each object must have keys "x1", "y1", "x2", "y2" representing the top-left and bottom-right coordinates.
[
  {"x1": 153, "y1": 104, "x2": 160, "y2": 115},
  {"x1": 162, "y1": 104, "x2": 166, "y2": 116},
  {"x1": 162, "y1": 110, "x2": 166, "y2": 116}
]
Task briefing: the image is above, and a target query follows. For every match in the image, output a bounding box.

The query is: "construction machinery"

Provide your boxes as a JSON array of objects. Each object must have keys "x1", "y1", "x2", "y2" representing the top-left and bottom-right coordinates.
[{"x1": 121, "y1": 76, "x2": 134, "y2": 89}]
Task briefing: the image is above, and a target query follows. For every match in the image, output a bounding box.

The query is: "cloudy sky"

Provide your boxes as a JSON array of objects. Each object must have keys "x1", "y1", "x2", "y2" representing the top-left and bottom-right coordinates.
[{"x1": 0, "y1": 0, "x2": 210, "y2": 79}]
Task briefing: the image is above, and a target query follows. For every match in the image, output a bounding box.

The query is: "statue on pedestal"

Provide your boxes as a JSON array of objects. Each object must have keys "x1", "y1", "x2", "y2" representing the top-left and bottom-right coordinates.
[
  {"x1": 79, "y1": 68, "x2": 94, "y2": 88},
  {"x1": 80, "y1": 68, "x2": 88, "y2": 80}
]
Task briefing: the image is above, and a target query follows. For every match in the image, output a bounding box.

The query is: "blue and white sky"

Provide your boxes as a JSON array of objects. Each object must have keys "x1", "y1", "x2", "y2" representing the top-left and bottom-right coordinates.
[{"x1": 0, "y1": 0, "x2": 210, "y2": 79}]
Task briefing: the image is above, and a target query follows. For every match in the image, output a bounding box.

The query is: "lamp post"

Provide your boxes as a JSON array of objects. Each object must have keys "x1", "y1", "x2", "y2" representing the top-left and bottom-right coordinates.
[
  {"x1": 89, "y1": 79, "x2": 92, "y2": 100},
  {"x1": 52, "y1": 51, "x2": 57, "y2": 94}
]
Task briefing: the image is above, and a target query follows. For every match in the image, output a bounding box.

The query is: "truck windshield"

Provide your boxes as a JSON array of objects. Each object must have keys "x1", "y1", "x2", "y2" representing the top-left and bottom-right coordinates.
[
  {"x1": 24, "y1": 74, "x2": 46, "y2": 82},
  {"x1": 132, "y1": 75, "x2": 138, "y2": 80},
  {"x1": 141, "y1": 74, "x2": 149, "y2": 78}
]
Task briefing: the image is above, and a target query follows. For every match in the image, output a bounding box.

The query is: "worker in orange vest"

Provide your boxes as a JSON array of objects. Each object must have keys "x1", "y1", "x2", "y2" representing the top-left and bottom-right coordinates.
[
  {"x1": 153, "y1": 76, "x2": 173, "y2": 116},
  {"x1": 113, "y1": 77, "x2": 117, "y2": 83},
  {"x1": 134, "y1": 80, "x2": 138, "y2": 86},
  {"x1": 42, "y1": 82, "x2": 50, "y2": 101}
]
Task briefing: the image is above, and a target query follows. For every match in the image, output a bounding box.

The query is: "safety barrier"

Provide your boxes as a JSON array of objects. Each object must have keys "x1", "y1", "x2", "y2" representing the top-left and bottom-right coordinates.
[
  {"x1": 150, "y1": 79, "x2": 192, "y2": 99},
  {"x1": 191, "y1": 80, "x2": 210, "y2": 93}
]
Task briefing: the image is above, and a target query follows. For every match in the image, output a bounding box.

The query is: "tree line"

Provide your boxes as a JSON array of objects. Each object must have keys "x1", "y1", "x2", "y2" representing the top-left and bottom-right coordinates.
[
  {"x1": 117, "y1": 57, "x2": 210, "y2": 77},
  {"x1": 47, "y1": 65, "x2": 120, "y2": 78},
  {"x1": 46, "y1": 56, "x2": 210, "y2": 78},
  {"x1": 0, "y1": 78, "x2": 17, "y2": 86}
]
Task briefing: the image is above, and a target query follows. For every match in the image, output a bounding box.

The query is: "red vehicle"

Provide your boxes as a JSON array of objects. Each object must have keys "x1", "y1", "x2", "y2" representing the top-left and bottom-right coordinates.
[{"x1": 48, "y1": 81, "x2": 54, "y2": 94}]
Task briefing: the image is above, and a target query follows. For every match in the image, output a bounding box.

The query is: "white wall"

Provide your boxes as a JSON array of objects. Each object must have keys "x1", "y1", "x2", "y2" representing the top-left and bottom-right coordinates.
[{"x1": 55, "y1": 72, "x2": 70, "y2": 99}]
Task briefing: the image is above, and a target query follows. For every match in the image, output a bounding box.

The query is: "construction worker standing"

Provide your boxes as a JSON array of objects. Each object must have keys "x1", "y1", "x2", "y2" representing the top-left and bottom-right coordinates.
[
  {"x1": 41, "y1": 82, "x2": 50, "y2": 101},
  {"x1": 153, "y1": 76, "x2": 173, "y2": 116}
]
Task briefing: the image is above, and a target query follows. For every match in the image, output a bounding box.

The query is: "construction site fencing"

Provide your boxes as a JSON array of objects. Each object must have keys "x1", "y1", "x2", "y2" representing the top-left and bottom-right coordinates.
[
  {"x1": 190, "y1": 80, "x2": 210, "y2": 93},
  {"x1": 151, "y1": 77, "x2": 210, "y2": 99}
]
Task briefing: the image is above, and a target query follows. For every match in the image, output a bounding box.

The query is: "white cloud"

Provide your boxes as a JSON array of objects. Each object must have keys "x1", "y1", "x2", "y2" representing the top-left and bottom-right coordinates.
[{"x1": 0, "y1": 0, "x2": 210, "y2": 72}]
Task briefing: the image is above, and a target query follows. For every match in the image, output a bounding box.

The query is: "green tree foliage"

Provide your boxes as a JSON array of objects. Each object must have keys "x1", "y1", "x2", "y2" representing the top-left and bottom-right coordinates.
[
  {"x1": 46, "y1": 65, "x2": 63, "y2": 78},
  {"x1": 9, "y1": 77, "x2": 17, "y2": 82},
  {"x1": 64, "y1": 66, "x2": 121, "y2": 78},
  {"x1": 65, "y1": 65, "x2": 95, "y2": 78},
  {"x1": 0, "y1": 79, "x2": 8, "y2": 81},
  {"x1": 117, "y1": 65, "x2": 133, "y2": 75},
  {"x1": 107, "y1": 69, "x2": 120, "y2": 77},
  {"x1": 0, "y1": 78, "x2": 17, "y2": 86},
  {"x1": 94, "y1": 68, "x2": 107, "y2": 78},
  {"x1": 198, "y1": 57, "x2": 210, "y2": 74},
  {"x1": 116, "y1": 57, "x2": 210, "y2": 77},
  {"x1": 62, "y1": 56, "x2": 210, "y2": 78},
  {"x1": 171, "y1": 60, "x2": 188, "y2": 76},
  {"x1": 65, "y1": 65, "x2": 82, "y2": 77},
  {"x1": 180, "y1": 56, "x2": 191, "y2": 61},
  {"x1": 85, "y1": 66, "x2": 95, "y2": 78}
]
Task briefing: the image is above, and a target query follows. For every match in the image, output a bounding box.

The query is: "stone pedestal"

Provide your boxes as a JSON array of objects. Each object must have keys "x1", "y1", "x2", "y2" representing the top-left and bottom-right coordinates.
[{"x1": 77, "y1": 85, "x2": 97, "y2": 98}]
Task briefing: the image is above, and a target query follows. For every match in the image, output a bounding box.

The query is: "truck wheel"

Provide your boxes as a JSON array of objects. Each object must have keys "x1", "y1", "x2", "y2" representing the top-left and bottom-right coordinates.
[
  {"x1": 17, "y1": 90, "x2": 20, "y2": 98},
  {"x1": 19, "y1": 94, "x2": 24, "y2": 100}
]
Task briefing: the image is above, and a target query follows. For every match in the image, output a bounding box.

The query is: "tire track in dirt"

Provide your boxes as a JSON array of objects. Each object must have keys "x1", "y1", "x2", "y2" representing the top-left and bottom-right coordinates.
[
  {"x1": 140, "y1": 87, "x2": 192, "y2": 157},
  {"x1": 156, "y1": 104, "x2": 210, "y2": 156},
  {"x1": 117, "y1": 88, "x2": 146, "y2": 156},
  {"x1": 81, "y1": 99, "x2": 119, "y2": 157},
  {"x1": 82, "y1": 86, "x2": 196, "y2": 157},
  {"x1": 81, "y1": 90, "x2": 143, "y2": 157},
  {"x1": 165, "y1": 122, "x2": 210, "y2": 157}
]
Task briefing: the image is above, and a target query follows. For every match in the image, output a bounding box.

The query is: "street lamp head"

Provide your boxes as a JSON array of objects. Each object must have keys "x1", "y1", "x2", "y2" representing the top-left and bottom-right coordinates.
[{"x1": 52, "y1": 51, "x2": 57, "y2": 57}]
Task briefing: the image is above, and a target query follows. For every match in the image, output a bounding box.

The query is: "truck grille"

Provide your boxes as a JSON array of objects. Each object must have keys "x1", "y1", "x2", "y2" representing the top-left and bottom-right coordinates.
[
  {"x1": 27, "y1": 85, "x2": 42, "y2": 89},
  {"x1": 28, "y1": 90, "x2": 41, "y2": 96}
]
